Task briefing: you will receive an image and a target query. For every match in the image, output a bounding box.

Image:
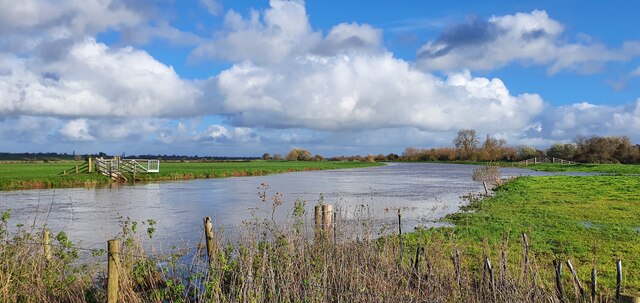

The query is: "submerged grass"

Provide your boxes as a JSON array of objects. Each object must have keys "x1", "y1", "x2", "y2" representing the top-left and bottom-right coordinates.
[{"x1": 0, "y1": 160, "x2": 383, "y2": 191}]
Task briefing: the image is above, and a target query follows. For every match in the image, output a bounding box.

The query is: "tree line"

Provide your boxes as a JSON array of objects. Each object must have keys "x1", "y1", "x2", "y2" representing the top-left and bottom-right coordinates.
[{"x1": 401, "y1": 129, "x2": 640, "y2": 164}]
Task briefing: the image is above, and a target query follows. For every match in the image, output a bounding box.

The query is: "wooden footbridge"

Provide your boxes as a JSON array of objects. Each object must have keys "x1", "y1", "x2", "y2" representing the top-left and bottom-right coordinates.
[
  {"x1": 517, "y1": 157, "x2": 579, "y2": 166},
  {"x1": 60, "y1": 157, "x2": 160, "y2": 182},
  {"x1": 93, "y1": 158, "x2": 160, "y2": 181}
]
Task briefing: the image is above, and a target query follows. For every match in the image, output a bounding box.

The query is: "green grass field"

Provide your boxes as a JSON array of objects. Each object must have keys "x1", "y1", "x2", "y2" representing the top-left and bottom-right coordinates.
[
  {"x1": 407, "y1": 174, "x2": 640, "y2": 294},
  {"x1": 0, "y1": 160, "x2": 383, "y2": 191},
  {"x1": 523, "y1": 162, "x2": 640, "y2": 174}
]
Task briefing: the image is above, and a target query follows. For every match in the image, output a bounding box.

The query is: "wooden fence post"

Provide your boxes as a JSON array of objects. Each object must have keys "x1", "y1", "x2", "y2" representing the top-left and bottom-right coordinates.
[
  {"x1": 75, "y1": 164, "x2": 78, "y2": 174},
  {"x1": 322, "y1": 204, "x2": 333, "y2": 242},
  {"x1": 566, "y1": 260, "x2": 585, "y2": 299},
  {"x1": 554, "y1": 260, "x2": 564, "y2": 301},
  {"x1": 43, "y1": 228, "x2": 51, "y2": 261},
  {"x1": 485, "y1": 256, "x2": 496, "y2": 302},
  {"x1": 88, "y1": 157, "x2": 93, "y2": 173},
  {"x1": 314, "y1": 205, "x2": 322, "y2": 242},
  {"x1": 617, "y1": 259, "x2": 623, "y2": 301},
  {"x1": 522, "y1": 233, "x2": 529, "y2": 279},
  {"x1": 333, "y1": 211, "x2": 337, "y2": 245},
  {"x1": 453, "y1": 249, "x2": 462, "y2": 289},
  {"x1": 413, "y1": 246, "x2": 422, "y2": 271},
  {"x1": 591, "y1": 268, "x2": 597, "y2": 303},
  {"x1": 107, "y1": 239, "x2": 120, "y2": 303},
  {"x1": 203, "y1": 217, "x2": 215, "y2": 267},
  {"x1": 398, "y1": 209, "x2": 403, "y2": 260},
  {"x1": 483, "y1": 181, "x2": 489, "y2": 196}
]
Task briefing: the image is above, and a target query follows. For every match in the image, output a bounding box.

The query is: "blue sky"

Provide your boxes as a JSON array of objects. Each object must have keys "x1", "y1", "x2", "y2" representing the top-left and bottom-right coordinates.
[{"x1": 1, "y1": 0, "x2": 640, "y2": 157}]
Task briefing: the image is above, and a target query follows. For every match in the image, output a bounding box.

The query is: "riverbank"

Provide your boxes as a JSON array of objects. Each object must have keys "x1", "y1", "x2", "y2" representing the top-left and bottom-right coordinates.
[
  {"x1": 0, "y1": 160, "x2": 384, "y2": 191},
  {"x1": 407, "y1": 174, "x2": 640, "y2": 295}
]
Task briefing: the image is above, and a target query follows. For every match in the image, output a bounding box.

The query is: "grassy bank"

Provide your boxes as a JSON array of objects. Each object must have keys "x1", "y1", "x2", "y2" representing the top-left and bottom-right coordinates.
[
  {"x1": 407, "y1": 175, "x2": 640, "y2": 296},
  {"x1": 0, "y1": 160, "x2": 384, "y2": 191},
  {"x1": 522, "y1": 162, "x2": 640, "y2": 174}
]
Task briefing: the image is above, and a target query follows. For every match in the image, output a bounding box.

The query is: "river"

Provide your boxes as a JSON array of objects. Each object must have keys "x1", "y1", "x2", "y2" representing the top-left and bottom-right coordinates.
[{"x1": 0, "y1": 163, "x2": 555, "y2": 250}]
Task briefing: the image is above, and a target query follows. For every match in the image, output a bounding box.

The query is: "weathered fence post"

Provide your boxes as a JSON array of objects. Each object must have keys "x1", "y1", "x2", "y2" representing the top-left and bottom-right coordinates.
[
  {"x1": 107, "y1": 239, "x2": 120, "y2": 303},
  {"x1": 314, "y1": 205, "x2": 322, "y2": 241},
  {"x1": 333, "y1": 210, "x2": 337, "y2": 245},
  {"x1": 88, "y1": 157, "x2": 93, "y2": 173},
  {"x1": 522, "y1": 233, "x2": 529, "y2": 279},
  {"x1": 554, "y1": 260, "x2": 564, "y2": 301},
  {"x1": 485, "y1": 256, "x2": 496, "y2": 303},
  {"x1": 413, "y1": 246, "x2": 422, "y2": 271},
  {"x1": 617, "y1": 258, "x2": 623, "y2": 301},
  {"x1": 398, "y1": 209, "x2": 403, "y2": 260},
  {"x1": 566, "y1": 260, "x2": 585, "y2": 299},
  {"x1": 43, "y1": 228, "x2": 51, "y2": 261},
  {"x1": 322, "y1": 204, "x2": 333, "y2": 242},
  {"x1": 591, "y1": 268, "x2": 597, "y2": 303},
  {"x1": 453, "y1": 249, "x2": 462, "y2": 289},
  {"x1": 203, "y1": 217, "x2": 215, "y2": 267},
  {"x1": 483, "y1": 181, "x2": 489, "y2": 196}
]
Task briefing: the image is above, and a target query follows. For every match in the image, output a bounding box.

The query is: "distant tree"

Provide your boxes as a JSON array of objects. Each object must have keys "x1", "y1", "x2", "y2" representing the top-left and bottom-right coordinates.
[
  {"x1": 272, "y1": 153, "x2": 285, "y2": 160},
  {"x1": 434, "y1": 147, "x2": 456, "y2": 161},
  {"x1": 573, "y1": 135, "x2": 637, "y2": 163},
  {"x1": 386, "y1": 153, "x2": 400, "y2": 161},
  {"x1": 313, "y1": 154, "x2": 324, "y2": 161},
  {"x1": 365, "y1": 154, "x2": 375, "y2": 162},
  {"x1": 546, "y1": 143, "x2": 575, "y2": 160},
  {"x1": 479, "y1": 135, "x2": 507, "y2": 161},
  {"x1": 261, "y1": 153, "x2": 272, "y2": 160},
  {"x1": 287, "y1": 148, "x2": 312, "y2": 161},
  {"x1": 454, "y1": 129, "x2": 479, "y2": 160},
  {"x1": 374, "y1": 154, "x2": 386, "y2": 161},
  {"x1": 515, "y1": 146, "x2": 538, "y2": 160}
]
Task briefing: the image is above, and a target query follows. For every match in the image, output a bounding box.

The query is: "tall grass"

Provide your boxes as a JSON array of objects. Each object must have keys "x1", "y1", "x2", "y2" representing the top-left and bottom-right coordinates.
[{"x1": 1, "y1": 199, "x2": 615, "y2": 303}]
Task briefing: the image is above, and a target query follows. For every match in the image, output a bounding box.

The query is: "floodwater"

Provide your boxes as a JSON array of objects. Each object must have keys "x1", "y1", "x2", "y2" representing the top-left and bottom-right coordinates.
[{"x1": 0, "y1": 163, "x2": 556, "y2": 250}]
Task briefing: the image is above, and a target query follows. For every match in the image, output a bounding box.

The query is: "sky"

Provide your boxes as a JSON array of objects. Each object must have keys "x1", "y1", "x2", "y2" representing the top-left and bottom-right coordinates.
[{"x1": 1, "y1": 0, "x2": 640, "y2": 157}]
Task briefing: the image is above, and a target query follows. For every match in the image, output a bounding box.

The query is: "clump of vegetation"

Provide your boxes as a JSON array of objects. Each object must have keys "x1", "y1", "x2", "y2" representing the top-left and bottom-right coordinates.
[
  {"x1": 472, "y1": 164, "x2": 502, "y2": 186},
  {"x1": 285, "y1": 147, "x2": 313, "y2": 161}
]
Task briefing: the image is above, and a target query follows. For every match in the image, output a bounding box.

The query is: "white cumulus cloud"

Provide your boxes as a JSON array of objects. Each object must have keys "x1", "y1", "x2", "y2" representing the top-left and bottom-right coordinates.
[
  {"x1": 214, "y1": 55, "x2": 544, "y2": 132},
  {"x1": 417, "y1": 10, "x2": 640, "y2": 73},
  {"x1": 60, "y1": 119, "x2": 95, "y2": 141},
  {"x1": 0, "y1": 38, "x2": 201, "y2": 118}
]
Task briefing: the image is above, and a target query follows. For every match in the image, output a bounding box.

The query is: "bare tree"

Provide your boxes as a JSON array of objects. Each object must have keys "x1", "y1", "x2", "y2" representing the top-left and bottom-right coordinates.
[{"x1": 454, "y1": 129, "x2": 479, "y2": 160}]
